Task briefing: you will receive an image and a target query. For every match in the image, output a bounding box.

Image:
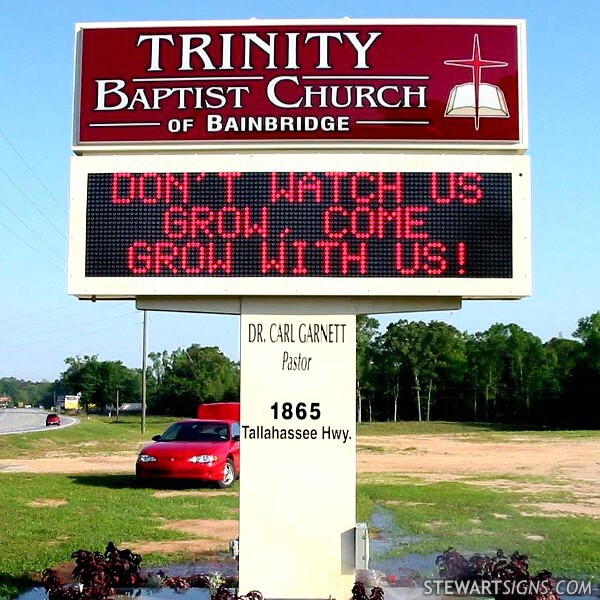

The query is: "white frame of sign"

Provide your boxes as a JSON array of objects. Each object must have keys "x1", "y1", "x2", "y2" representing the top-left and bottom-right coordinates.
[{"x1": 68, "y1": 152, "x2": 531, "y2": 300}]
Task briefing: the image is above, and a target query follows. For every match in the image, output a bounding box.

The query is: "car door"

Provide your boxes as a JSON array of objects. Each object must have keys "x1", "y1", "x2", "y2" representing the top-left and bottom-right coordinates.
[{"x1": 231, "y1": 422, "x2": 241, "y2": 474}]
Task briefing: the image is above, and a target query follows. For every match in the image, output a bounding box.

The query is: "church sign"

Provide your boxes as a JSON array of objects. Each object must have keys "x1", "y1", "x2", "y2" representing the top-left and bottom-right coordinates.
[
  {"x1": 73, "y1": 20, "x2": 527, "y2": 150},
  {"x1": 69, "y1": 18, "x2": 531, "y2": 600}
]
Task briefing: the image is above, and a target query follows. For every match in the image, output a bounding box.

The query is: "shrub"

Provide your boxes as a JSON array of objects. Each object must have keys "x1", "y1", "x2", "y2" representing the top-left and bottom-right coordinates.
[
  {"x1": 435, "y1": 547, "x2": 559, "y2": 600},
  {"x1": 42, "y1": 542, "x2": 144, "y2": 599}
]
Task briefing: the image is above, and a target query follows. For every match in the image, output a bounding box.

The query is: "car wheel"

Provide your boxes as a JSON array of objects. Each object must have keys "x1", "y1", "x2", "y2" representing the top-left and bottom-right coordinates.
[{"x1": 217, "y1": 459, "x2": 235, "y2": 489}]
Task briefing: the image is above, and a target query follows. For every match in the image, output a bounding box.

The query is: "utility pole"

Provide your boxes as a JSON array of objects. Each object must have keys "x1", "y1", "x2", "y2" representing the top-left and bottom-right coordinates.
[{"x1": 141, "y1": 310, "x2": 148, "y2": 435}]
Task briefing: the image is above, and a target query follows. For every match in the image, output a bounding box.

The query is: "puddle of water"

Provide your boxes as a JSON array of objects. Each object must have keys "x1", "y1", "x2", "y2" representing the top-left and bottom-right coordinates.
[
  {"x1": 113, "y1": 589, "x2": 213, "y2": 598},
  {"x1": 14, "y1": 513, "x2": 599, "y2": 600},
  {"x1": 13, "y1": 589, "x2": 45, "y2": 600},
  {"x1": 145, "y1": 560, "x2": 238, "y2": 579},
  {"x1": 366, "y1": 506, "x2": 600, "y2": 600},
  {"x1": 371, "y1": 553, "x2": 438, "y2": 579},
  {"x1": 369, "y1": 506, "x2": 429, "y2": 559},
  {"x1": 368, "y1": 504, "x2": 437, "y2": 582},
  {"x1": 367, "y1": 505, "x2": 439, "y2": 597}
]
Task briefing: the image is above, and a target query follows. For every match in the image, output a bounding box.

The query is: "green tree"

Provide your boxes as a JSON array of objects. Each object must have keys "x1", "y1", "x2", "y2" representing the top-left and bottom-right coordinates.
[
  {"x1": 571, "y1": 312, "x2": 600, "y2": 427},
  {"x1": 574, "y1": 312, "x2": 600, "y2": 371},
  {"x1": 60, "y1": 355, "x2": 139, "y2": 413},
  {"x1": 0, "y1": 378, "x2": 53, "y2": 407},
  {"x1": 356, "y1": 315, "x2": 379, "y2": 422},
  {"x1": 376, "y1": 320, "x2": 432, "y2": 421},
  {"x1": 376, "y1": 320, "x2": 467, "y2": 422},
  {"x1": 420, "y1": 321, "x2": 467, "y2": 421},
  {"x1": 155, "y1": 344, "x2": 239, "y2": 416},
  {"x1": 467, "y1": 324, "x2": 546, "y2": 422},
  {"x1": 466, "y1": 326, "x2": 506, "y2": 421},
  {"x1": 500, "y1": 324, "x2": 545, "y2": 420},
  {"x1": 543, "y1": 337, "x2": 583, "y2": 424},
  {"x1": 147, "y1": 350, "x2": 169, "y2": 410}
]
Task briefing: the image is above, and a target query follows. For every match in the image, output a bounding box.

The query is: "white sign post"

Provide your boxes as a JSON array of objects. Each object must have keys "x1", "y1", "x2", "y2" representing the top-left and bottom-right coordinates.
[{"x1": 240, "y1": 298, "x2": 356, "y2": 599}]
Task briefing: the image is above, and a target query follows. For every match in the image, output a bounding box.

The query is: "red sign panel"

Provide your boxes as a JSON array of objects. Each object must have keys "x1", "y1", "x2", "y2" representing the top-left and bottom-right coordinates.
[{"x1": 74, "y1": 20, "x2": 526, "y2": 148}]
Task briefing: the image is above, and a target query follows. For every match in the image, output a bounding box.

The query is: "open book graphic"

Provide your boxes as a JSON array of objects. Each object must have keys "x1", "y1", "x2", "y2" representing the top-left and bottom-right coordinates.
[{"x1": 445, "y1": 83, "x2": 509, "y2": 117}]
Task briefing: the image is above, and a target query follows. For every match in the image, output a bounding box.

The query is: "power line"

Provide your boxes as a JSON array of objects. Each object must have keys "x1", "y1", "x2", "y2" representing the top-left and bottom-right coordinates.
[
  {"x1": 0, "y1": 218, "x2": 64, "y2": 272},
  {"x1": 0, "y1": 302, "x2": 83, "y2": 324},
  {"x1": 0, "y1": 197, "x2": 65, "y2": 264},
  {"x1": 0, "y1": 321, "x2": 140, "y2": 352},
  {"x1": 0, "y1": 129, "x2": 66, "y2": 269},
  {"x1": 0, "y1": 128, "x2": 67, "y2": 216},
  {"x1": 0, "y1": 313, "x2": 136, "y2": 344},
  {"x1": 0, "y1": 164, "x2": 66, "y2": 238},
  {"x1": 0, "y1": 304, "x2": 119, "y2": 334}
]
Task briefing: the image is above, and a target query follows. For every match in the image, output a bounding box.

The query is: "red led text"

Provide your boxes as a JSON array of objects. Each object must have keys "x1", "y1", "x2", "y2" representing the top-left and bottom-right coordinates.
[{"x1": 90, "y1": 170, "x2": 503, "y2": 278}]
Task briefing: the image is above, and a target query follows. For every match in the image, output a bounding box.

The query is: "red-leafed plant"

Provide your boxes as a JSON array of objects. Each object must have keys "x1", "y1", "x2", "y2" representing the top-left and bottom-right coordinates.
[
  {"x1": 41, "y1": 543, "x2": 387, "y2": 600},
  {"x1": 42, "y1": 542, "x2": 143, "y2": 599},
  {"x1": 436, "y1": 548, "x2": 559, "y2": 600},
  {"x1": 351, "y1": 581, "x2": 385, "y2": 600}
]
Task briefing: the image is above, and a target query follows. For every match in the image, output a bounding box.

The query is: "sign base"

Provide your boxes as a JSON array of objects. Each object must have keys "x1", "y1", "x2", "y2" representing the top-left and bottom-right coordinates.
[{"x1": 239, "y1": 298, "x2": 356, "y2": 600}]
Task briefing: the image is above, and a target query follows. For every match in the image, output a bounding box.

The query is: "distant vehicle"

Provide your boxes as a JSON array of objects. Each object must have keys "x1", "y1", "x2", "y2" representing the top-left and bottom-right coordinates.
[
  {"x1": 136, "y1": 403, "x2": 240, "y2": 488},
  {"x1": 46, "y1": 414, "x2": 61, "y2": 427}
]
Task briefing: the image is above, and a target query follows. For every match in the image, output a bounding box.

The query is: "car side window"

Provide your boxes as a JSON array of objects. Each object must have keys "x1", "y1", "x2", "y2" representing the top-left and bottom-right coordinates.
[{"x1": 231, "y1": 422, "x2": 240, "y2": 438}]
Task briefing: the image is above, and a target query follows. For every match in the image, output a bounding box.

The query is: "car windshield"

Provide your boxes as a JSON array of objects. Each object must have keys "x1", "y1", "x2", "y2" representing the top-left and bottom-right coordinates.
[{"x1": 159, "y1": 421, "x2": 230, "y2": 442}]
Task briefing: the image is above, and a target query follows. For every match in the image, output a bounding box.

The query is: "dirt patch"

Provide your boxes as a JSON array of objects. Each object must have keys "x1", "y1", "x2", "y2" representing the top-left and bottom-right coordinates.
[
  {"x1": 3, "y1": 435, "x2": 598, "y2": 483},
  {"x1": 383, "y1": 500, "x2": 436, "y2": 507},
  {"x1": 356, "y1": 435, "x2": 600, "y2": 485},
  {"x1": 27, "y1": 498, "x2": 68, "y2": 508},
  {"x1": 0, "y1": 455, "x2": 134, "y2": 474},
  {"x1": 424, "y1": 521, "x2": 449, "y2": 528},
  {"x1": 163, "y1": 519, "x2": 238, "y2": 538},
  {"x1": 122, "y1": 519, "x2": 238, "y2": 556},
  {"x1": 3, "y1": 432, "x2": 599, "y2": 559},
  {"x1": 153, "y1": 490, "x2": 238, "y2": 499},
  {"x1": 125, "y1": 539, "x2": 228, "y2": 554},
  {"x1": 519, "y1": 502, "x2": 600, "y2": 519}
]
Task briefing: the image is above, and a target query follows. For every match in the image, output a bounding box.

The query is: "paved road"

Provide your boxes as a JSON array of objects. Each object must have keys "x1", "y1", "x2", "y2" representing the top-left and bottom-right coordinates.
[{"x1": 0, "y1": 408, "x2": 78, "y2": 435}]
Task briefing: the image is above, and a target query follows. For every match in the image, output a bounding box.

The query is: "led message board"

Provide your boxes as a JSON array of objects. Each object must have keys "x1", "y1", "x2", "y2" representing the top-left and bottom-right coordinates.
[
  {"x1": 69, "y1": 154, "x2": 530, "y2": 299},
  {"x1": 73, "y1": 19, "x2": 527, "y2": 150}
]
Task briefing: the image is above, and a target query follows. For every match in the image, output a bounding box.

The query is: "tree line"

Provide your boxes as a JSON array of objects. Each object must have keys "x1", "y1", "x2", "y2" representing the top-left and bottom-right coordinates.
[
  {"x1": 0, "y1": 344, "x2": 239, "y2": 417},
  {"x1": 2, "y1": 311, "x2": 598, "y2": 427},
  {"x1": 357, "y1": 312, "x2": 600, "y2": 427}
]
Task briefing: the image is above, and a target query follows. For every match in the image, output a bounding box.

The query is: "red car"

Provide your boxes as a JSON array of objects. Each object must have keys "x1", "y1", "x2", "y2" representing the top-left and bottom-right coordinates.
[
  {"x1": 136, "y1": 418, "x2": 240, "y2": 488},
  {"x1": 45, "y1": 414, "x2": 61, "y2": 426}
]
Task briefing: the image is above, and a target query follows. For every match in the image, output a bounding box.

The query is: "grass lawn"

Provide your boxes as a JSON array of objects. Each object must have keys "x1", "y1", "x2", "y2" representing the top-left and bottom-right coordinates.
[
  {"x1": 357, "y1": 420, "x2": 600, "y2": 440},
  {"x1": 0, "y1": 415, "x2": 176, "y2": 459},
  {"x1": 3, "y1": 416, "x2": 596, "y2": 461},
  {"x1": 357, "y1": 476, "x2": 600, "y2": 582},
  {"x1": 0, "y1": 472, "x2": 239, "y2": 599},
  {"x1": 0, "y1": 418, "x2": 598, "y2": 598}
]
